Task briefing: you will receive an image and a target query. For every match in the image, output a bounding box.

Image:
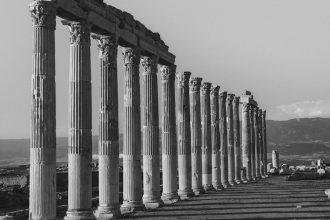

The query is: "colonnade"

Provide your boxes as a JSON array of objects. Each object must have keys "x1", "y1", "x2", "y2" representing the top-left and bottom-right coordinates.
[{"x1": 29, "y1": 1, "x2": 268, "y2": 219}]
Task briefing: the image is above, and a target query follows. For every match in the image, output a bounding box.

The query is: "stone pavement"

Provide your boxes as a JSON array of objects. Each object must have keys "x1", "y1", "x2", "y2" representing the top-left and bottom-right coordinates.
[{"x1": 124, "y1": 176, "x2": 330, "y2": 219}]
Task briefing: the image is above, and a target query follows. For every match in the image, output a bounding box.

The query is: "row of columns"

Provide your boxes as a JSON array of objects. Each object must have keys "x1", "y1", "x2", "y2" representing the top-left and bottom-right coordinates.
[{"x1": 29, "y1": 1, "x2": 268, "y2": 219}]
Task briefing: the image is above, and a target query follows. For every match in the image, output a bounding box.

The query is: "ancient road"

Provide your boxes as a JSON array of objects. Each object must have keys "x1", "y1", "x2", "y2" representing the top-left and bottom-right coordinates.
[{"x1": 123, "y1": 176, "x2": 330, "y2": 219}]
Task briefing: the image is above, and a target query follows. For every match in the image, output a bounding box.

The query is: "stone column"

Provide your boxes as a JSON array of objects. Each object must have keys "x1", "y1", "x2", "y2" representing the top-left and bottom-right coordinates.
[
  {"x1": 233, "y1": 96, "x2": 242, "y2": 184},
  {"x1": 201, "y1": 82, "x2": 213, "y2": 191},
  {"x1": 29, "y1": 1, "x2": 56, "y2": 219},
  {"x1": 220, "y1": 91, "x2": 230, "y2": 188},
  {"x1": 262, "y1": 110, "x2": 268, "y2": 177},
  {"x1": 92, "y1": 34, "x2": 120, "y2": 218},
  {"x1": 241, "y1": 93, "x2": 251, "y2": 183},
  {"x1": 272, "y1": 150, "x2": 279, "y2": 169},
  {"x1": 141, "y1": 55, "x2": 162, "y2": 209},
  {"x1": 250, "y1": 105, "x2": 256, "y2": 181},
  {"x1": 226, "y1": 94, "x2": 235, "y2": 186},
  {"x1": 121, "y1": 47, "x2": 144, "y2": 212},
  {"x1": 190, "y1": 77, "x2": 204, "y2": 195},
  {"x1": 254, "y1": 107, "x2": 261, "y2": 179},
  {"x1": 176, "y1": 72, "x2": 194, "y2": 200},
  {"x1": 210, "y1": 86, "x2": 222, "y2": 190},
  {"x1": 258, "y1": 109, "x2": 265, "y2": 178},
  {"x1": 160, "y1": 65, "x2": 179, "y2": 204},
  {"x1": 63, "y1": 21, "x2": 94, "y2": 220}
]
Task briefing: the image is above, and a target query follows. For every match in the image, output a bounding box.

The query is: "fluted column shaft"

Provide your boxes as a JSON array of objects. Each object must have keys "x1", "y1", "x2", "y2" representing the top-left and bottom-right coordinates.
[
  {"x1": 121, "y1": 47, "x2": 144, "y2": 212},
  {"x1": 250, "y1": 106, "x2": 256, "y2": 180},
  {"x1": 220, "y1": 92, "x2": 230, "y2": 188},
  {"x1": 190, "y1": 77, "x2": 204, "y2": 195},
  {"x1": 233, "y1": 97, "x2": 242, "y2": 184},
  {"x1": 254, "y1": 107, "x2": 261, "y2": 179},
  {"x1": 141, "y1": 55, "x2": 161, "y2": 208},
  {"x1": 241, "y1": 101, "x2": 251, "y2": 182},
  {"x1": 201, "y1": 82, "x2": 212, "y2": 191},
  {"x1": 258, "y1": 109, "x2": 265, "y2": 178},
  {"x1": 262, "y1": 111, "x2": 268, "y2": 176},
  {"x1": 226, "y1": 94, "x2": 235, "y2": 186},
  {"x1": 63, "y1": 21, "x2": 94, "y2": 220},
  {"x1": 176, "y1": 72, "x2": 193, "y2": 199},
  {"x1": 93, "y1": 34, "x2": 120, "y2": 217},
  {"x1": 210, "y1": 86, "x2": 221, "y2": 190},
  {"x1": 160, "y1": 65, "x2": 179, "y2": 204},
  {"x1": 29, "y1": 2, "x2": 56, "y2": 219}
]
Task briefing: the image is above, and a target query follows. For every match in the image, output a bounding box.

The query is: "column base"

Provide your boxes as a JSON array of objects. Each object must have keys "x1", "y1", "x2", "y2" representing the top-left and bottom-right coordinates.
[
  {"x1": 95, "y1": 205, "x2": 120, "y2": 219},
  {"x1": 203, "y1": 184, "x2": 215, "y2": 191},
  {"x1": 64, "y1": 210, "x2": 95, "y2": 220},
  {"x1": 161, "y1": 192, "x2": 180, "y2": 204},
  {"x1": 178, "y1": 188, "x2": 194, "y2": 200},
  {"x1": 235, "y1": 179, "x2": 242, "y2": 185},
  {"x1": 120, "y1": 201, "x2": 145, "y2": 214},
  {"x1": 192, "y1": 187, "x2": 205, "y2": 196},
  {"x1": 212, "y1": 184, "x2": 224, "y2": 191},
  {"x1": 221, "y1": 181, "x2": 230, "y2": 188},
  {"x1": 229, "y1": 181, "x2": 236, "y2": 186},
  {"x1": 143, "y1": 196, "x2": 163, "y2": 209},
  {"x1": 29, "y1": 217, "x2": 55, "y2": 220}
]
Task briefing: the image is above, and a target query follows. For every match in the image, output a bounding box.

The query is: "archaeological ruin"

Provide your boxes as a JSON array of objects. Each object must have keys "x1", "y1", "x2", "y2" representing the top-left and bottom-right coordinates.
[{"x1": 24, "y1": 0, "x2": 271, "y2": 219}]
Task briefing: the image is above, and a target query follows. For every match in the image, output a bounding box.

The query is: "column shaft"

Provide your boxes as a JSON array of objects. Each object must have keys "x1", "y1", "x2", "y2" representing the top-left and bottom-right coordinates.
[
  {"x1": 241, "y1": 99, "x2": 251, "y2": 182},
  {"x1": 93, "y1": 34, "x2": 120, "y2": 218},
  {"x1": 121, "y1": 47, "x2": 144, "y2": 212},
  {"x1": 141, "y1": 55, "x2": 162, "y2": 208},
  {"x1": 262, "y1": 111, "x2": 268, "y2": 176},
  {"x1": 160, "y1": 65, "x2": 179, "y2": 204},
  {"x1": 190, "y1": 77, "x2": 204, "y2": 195},
  {"x1": 201, "y1": 82, "x2": 212, "y2": 191},
  {"x1": 210, "y1": 86, "x2": 222, "y2": 190},
  {"x1": 250, "y1": 106, "x2": 256, "y2": 180},
  {"x1": 258, "y1": 109, "x2": 265, "y2": 178},
  {"x1": 176, "y1": 72, "x2": 194, "y2": 199},
  {"x1": 233, "y1": 97, "x2": 242, "y2": 184},
  {"x1": 254, "y1": 107, "x2": 261, "y2": 179},
  {"x1": 220, "y1": 92, "x2": 230, "y2": 188},
  {"x1": 29, "y1": 2, "x2": 56, "y2": 219},
  {"x1": 64, "y1": 21, "x2": 94, "y2": 219},
  {"x1": 227, "y1": 94, "x2": 235, "y2": 186}
]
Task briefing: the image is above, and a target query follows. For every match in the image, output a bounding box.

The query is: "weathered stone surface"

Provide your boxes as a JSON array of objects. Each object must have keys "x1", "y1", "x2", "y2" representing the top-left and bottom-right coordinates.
[
  {"x1": 226, "y1": 94, "x2": 235, "y2": 186},
  {"x1": 190, "y1": 77, "x2": 204, "y2": 195},
  {"x1": 250, "y1": 105, "x2": 256, "y2": 181},
  {"x1": 272, "y1": 150, "x2": 279, "y2": 169},
  {"x1": 233, "y1": 96, "x2": 242, "y2": 184},
  {"x1": 220, "y1": 91, "x2": 230, "y2": 188},
  {"x1": 254, "y1": 107, "x2": 261, "y2": 179},
  {"x1": 141, "y1": 55, "x2": 162, "y2": 209},
  {"x1": 262, "y1": 110, "x2": 268, "y2": 177},
  {"x1": 93, "y1": 34, "x2": 120, "y2": 218},
  {"x1": 29, "y1": 1, "x2": 57, "y2": 219},
  {"x1": 121, "y1": 47, "x2": 145, "y2": 213},
  {"x1": 176, "y1": 72, "x2": 194, "y2": 200},
  {"x1": 210, "y1": 86, "x2": 222, "y2": 190},
  {"x1": 63, "y1": 20, "x2": 94, "y2": 220},
  {"x1": 241, "y1": 92, "x2": 251, "y2": 183},
  {"x1": 160, "y1": 65, "x2": 179, "y2": 204},
  {"x1": 201, "y1": 82, "x2": 213, "y2": 191}
]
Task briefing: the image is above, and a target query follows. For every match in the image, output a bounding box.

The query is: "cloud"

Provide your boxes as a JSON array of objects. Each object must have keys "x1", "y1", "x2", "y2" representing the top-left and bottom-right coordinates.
[{"x1": 275, "y1": 100, "x2": 330, "y2": 119}]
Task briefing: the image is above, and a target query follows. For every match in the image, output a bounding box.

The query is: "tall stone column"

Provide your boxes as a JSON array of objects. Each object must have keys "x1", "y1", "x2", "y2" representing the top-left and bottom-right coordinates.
[
  {"x1": 141, "y1": 55, "x2": 162, "y2": 209},
  {"x1": 63, "y1": 21, "x2": 94, "y2": 220},
  {"x1": 250, "y1": 105, "x2": 256, "y2": 181},
  {"x1": 262, "y1": 110, "x2": 268, "y2": 177},
  {"x1": 220, "y1": 91, "x2": 230, "y2": 188},
  {"x1": 233, "y1": 96, "x2": 242, "y2": 184},
  {"x1": 272, "y1": 150, "x2": 279, "y2": 169},
  {"x1": 241, "y1": 92, "x2": 251, "y2": 183},
  {"x1": 29, "y1": 1, "x2": 56, "y2": 219},
  {"x1": 201, "y1": 82, "x2": 213, "y2": 191},
  {"x1": 210, "y1": 86, "x2": 222, "y2": 190},
  {"x1": 92, "y1": 34, "x2": 120, "y2": 218},
  {"x1": 226, "y1": 94, "x2": 235, "y2": 186},
  {"x1": 121, "y1": 47, "x2": 144, "y2": 212},
  {"x1": 176, "y1": 72, "x2": 194, "y2": 200},
  {"x1": 160, "y1": 65, "x2": 179, "y2": 204},
  {"x1": 254, "y1": 107, "x2": 261, "y2": 179},
  {"x1": 190, "y1": 77, "x2": 204, "y2": 195},
  {"x1": 258, "y1": 109, "x2": 265, "y2": 178}
]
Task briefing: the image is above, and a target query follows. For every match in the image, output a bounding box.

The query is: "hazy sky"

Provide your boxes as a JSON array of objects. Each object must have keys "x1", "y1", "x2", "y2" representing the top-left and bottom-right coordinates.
[{"x1": 1, "y1": 0, "x2": 330, "y2": 138}]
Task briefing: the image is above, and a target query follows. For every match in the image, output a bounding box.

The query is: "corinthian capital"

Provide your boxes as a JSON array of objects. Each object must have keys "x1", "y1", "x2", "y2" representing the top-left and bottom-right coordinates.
[
  {"x1": 201, "y1": 82, "x2": 212, "y2": 95},
  {"x1": 62, "y1": 20, "x2": 91, "y2": 45},
  {"x1": 176, "y1": 71, "x2": 191, "y2": 87},
  {"x1": 210, "y1": 85, "x2": 220, "y2": 96},
  {"x1": 219, "y1": 91, "x2": 227, "y2": 100},
  {"x1": 234, "y1": 96, "x2": 240, "y2": 105},
  {"x1": 189, "y1": 77, "x2": 202, "y2": 92},
  {"x1": 122, "y1": 47, "x2": 140, "y2": 66},
  {"x1": 29, "y1": 1, "x2": 56, "y2": 29},
  {"x1": 226, "y1": 93, "x2": 235, "y2": 103},
  {"x1": 242, "y1": 102, "x2": 250, "y2": 113},
  {"x1": 160, "y1": 65, "x2": 176, "y2": 82},
  {"x1": 141, "y1": 55, "x2": 158, "y2": 74},
  {"x1": 92, "y1": 34, "x2": 117, "y2": 61}
]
